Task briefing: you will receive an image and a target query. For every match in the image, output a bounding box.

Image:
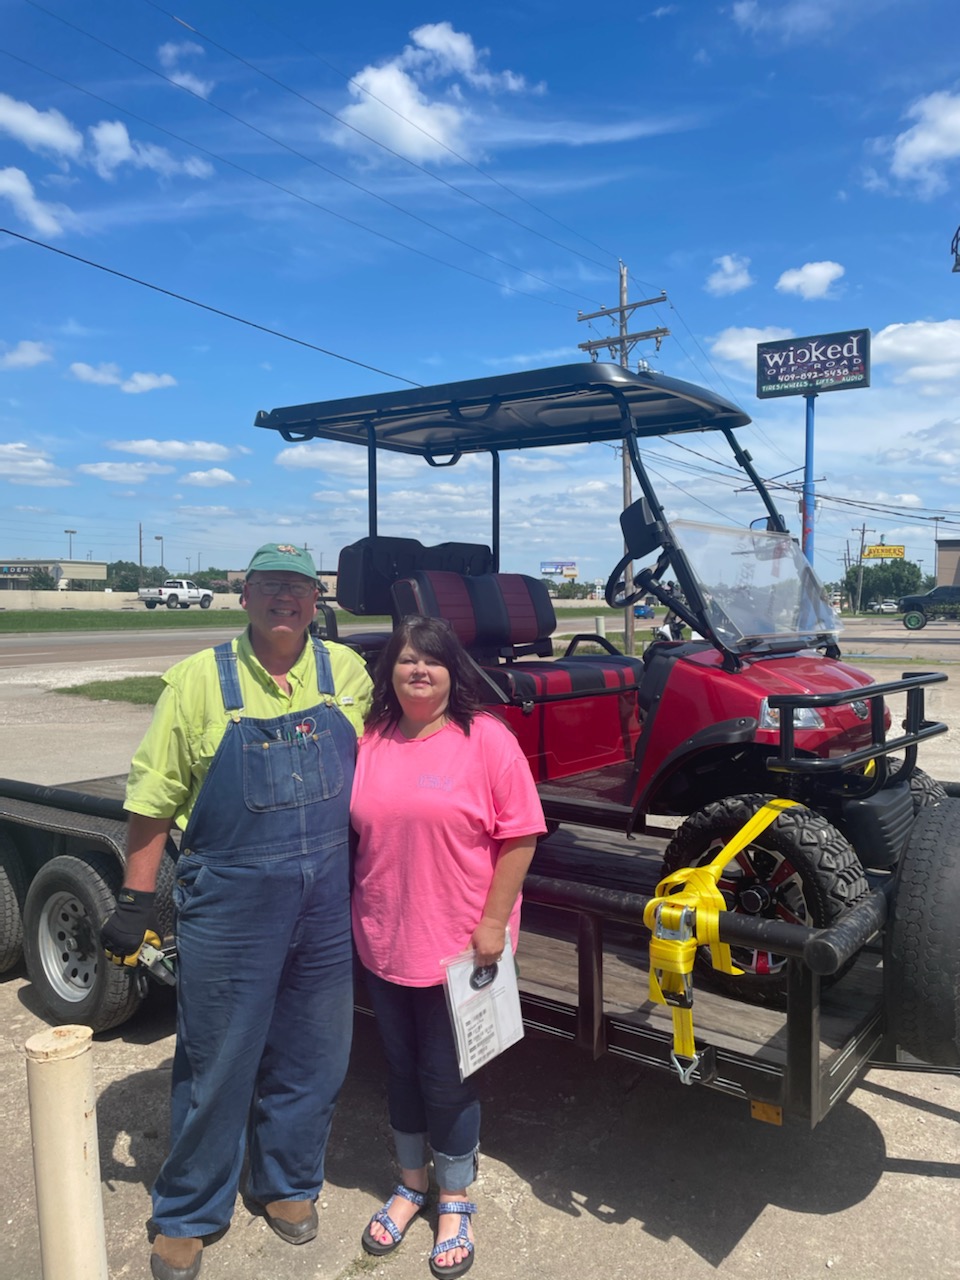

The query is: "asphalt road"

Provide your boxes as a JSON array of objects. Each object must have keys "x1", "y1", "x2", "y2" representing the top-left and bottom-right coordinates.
[{"x1": 1, "y1": 619, "x2": 959, "y2": 1280}]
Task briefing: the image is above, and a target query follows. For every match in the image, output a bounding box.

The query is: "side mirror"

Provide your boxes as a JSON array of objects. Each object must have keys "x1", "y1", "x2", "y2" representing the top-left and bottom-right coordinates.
[{"x1": 619, "y1": 499, "x2": 662, "y2": 561}]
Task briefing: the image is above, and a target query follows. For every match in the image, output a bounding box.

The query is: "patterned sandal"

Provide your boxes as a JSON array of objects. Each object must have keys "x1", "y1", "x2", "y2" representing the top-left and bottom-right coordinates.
[
  {"x1": 361, "y1": 1183, "x2": 429, "y2": 1256},
  {"x1": 429, "y1": 1200, "x2": 477, "y2": 1279}
]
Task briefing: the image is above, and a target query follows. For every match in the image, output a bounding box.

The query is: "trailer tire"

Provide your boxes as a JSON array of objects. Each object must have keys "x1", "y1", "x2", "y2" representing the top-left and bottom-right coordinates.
[
  {"x1": 165, "y1": 596, "x2": 179, "y2": 609},
  {"x1": 663, "y1": 795, "x2": 869, "y2": 1002},
  {"x1": 23, "y1": 852, "x2": 143, "y2": 1032},
  {"x1": 0, "y1": 831, "x2": 27, "y2": 972},
  {"x1": 886, "y1": 800, "x2": 960, "y2": 1067}
]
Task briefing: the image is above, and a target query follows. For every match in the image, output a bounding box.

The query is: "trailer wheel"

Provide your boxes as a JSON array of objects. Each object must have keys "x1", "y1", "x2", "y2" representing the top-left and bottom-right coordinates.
[
  {"x1": 0, "y1": 831, "x2": 27, "y2": 972},
  {"x1": 886, "y1": 801, "x2": 960, "y2": 1067},
  {"x1": 902, "y1": 610, "x2": 926, "y2": 630},
  {"x1": 663, "y1": 795, "x2": 869, "y2": 1002},
  {"x1": 23, "y1": 852, "x2": 143, "y2": 1032}
]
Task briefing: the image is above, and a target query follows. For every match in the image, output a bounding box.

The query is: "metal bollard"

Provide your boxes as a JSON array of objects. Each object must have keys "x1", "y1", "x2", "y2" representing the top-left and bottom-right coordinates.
[
  {"x1": 594, "y1": 616, "x2": 606, "y2": 638},
  {"x1": 25, "y1": 1025, "x2": 108, "y2": 1280}
]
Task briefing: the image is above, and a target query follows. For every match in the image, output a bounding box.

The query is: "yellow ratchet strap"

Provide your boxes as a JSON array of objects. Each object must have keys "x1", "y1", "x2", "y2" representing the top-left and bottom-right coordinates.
[{"x1": 643, "y1": 798, "x2": 802, "y2": 1078}]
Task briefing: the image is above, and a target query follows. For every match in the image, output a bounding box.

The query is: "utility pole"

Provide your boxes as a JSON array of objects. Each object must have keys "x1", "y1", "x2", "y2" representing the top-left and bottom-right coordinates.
[
  {"x1": 932, "y1": 516, "x2": 944, "y2": 583},
  {"x1": 853, "y1": 524, "x2": 874, "y2": 614},
  {"x1": 138, "y1": 522, "x2": 143, "y2": 586},
  {"x1": 577, "y1": 262, "x2": 670, "y2": 653}
]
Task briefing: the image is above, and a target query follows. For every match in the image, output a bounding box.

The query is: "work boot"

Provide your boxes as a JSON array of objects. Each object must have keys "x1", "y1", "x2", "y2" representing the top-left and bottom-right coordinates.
[
  {"x1": 150, "y1": 1234, "x2": 202, "y2": 1280},
  {"x1": 262, "y1": 1198, "x2": 319, "y2": 1244}
]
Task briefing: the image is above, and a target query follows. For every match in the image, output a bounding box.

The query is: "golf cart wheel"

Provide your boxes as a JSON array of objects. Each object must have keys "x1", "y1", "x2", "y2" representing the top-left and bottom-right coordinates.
[
  {"x1": 663, "y1": 795, "x2": 869, "y2": 1003},
  {"x1": 886, "y1": 763, "x2": 948, "y2": 816},
  {"x1": 886, "y1": 800, "x2": 960, "y2": 1066},
  {"x1": 0, "y1": 830, "x2": 27, "y2": 972},
  {"x1": 23, "y1": 852, "x2": 143, "y2": 1032},
  {"x1": 902, "y1": 610, "x2": 926, "y2": 631}
]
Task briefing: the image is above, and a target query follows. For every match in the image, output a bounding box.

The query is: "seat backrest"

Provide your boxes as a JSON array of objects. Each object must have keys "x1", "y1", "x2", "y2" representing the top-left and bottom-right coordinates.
[
  {"x1": 391, "y1": 570, "x2": 556, "y2": 659},
  {"x1": 336, "y1": 536, "x2": 494, "y2": 617}
]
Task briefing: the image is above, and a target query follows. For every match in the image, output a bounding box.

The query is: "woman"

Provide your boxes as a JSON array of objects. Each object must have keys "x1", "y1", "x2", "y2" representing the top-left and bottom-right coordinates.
[{"x1": 351, "y1": 616, "x2": 545, "y2": 1277}]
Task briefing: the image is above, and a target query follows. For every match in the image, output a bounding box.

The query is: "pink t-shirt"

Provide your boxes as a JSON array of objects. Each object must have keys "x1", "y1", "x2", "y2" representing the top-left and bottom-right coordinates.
[{"x1": 350, "y1": 713, "x2": 546, "y2": 986}]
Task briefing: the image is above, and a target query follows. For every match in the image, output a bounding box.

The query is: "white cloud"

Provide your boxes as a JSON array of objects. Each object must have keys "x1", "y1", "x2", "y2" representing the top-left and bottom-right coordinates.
[
  {"x1": 179, "y1": 468, "x2": 238, "y2": 487},
  {"x1": 0, "y1": 340, "x2": 53, "y2": 370},
  {"x1": 775, "y1": 260, "x2": 844, "y2": 300},
  {"x1": 120, "y1": 372, "x2": 178, "y2": 394},
  {"x1": 872, "y1": 319, "x2": 960, "y2": 392},
  {"x1": 710, "y1": 325, "x2": 793, "y2": 370},
  {"x1": 333, "y1": 23, "x2": 535, "y2": 163},
  {"x1": 69, "y1": 363, "x2": 177, "y2": 394},
  {"x1": 0, "y1": 442, "x2": 71, "y2": 487},
  {"x1": 0, "y1": 93, "x2": 83, "y2": 159},
  {"x1": 275, "y1": 441, "x2": 423, "y2": 479},
  {"x1": 88, "y1": 120, "x2": 213, "y2": 181},
  {"x1": 705, "y1": 254, "x2": 754, "y2": 296},
  {"x1": 158, "y1": 41, "x2": 215, "y2": 99},
  {"x1": 731, "y1": 0, "x2": 835, "y2": 39},
  {"x1": 108, "y1": 439, "x2": 233, "y2": 461},
  {"x1": 888, "y1": 91, "x2": 960, "y2": 197},
  {"x1": 0, "y1": 167, "x2": 67, "y2": 236},
  {"x1": 76, "y1": 461, "x2": 176, "y2": 483},
  {"x1": 176, "y1": 505, "x2": 235, "y2": 518}
]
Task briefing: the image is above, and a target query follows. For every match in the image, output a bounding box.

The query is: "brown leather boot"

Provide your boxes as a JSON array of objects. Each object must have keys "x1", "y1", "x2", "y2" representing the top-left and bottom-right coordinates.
[
  {"x1": 150, "y1": 1234, "x2": 202, "y2": 1280},
  {"x1": 262, "y1": 1198, "x2": 319, "y2": 1244}
]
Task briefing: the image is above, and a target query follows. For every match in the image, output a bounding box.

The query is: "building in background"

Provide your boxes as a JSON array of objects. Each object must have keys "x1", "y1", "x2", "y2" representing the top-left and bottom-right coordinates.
[{"x1": 0, "y1": 558, "x2": 108, "y2": 591}]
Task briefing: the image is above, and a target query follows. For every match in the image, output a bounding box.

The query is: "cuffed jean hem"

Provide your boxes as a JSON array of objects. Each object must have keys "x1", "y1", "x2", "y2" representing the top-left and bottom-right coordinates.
[
  {"x1": 393, "y1": 1128, "x2": 430, "y2": 1172},
  {"x1": 433, "y1": 1144, "x2": 479, "y2": 1191}
]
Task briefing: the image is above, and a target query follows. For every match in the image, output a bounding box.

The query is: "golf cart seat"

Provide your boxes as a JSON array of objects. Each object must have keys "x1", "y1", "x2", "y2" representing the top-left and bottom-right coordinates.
[{"x1": 391, "y1": 569, "x2": 644, "y2": 701}]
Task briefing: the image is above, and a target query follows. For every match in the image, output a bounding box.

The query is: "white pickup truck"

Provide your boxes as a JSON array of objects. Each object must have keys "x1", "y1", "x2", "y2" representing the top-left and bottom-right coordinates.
[{"x1": 137, "y1": 578, "x2": 214, "y2": 610}]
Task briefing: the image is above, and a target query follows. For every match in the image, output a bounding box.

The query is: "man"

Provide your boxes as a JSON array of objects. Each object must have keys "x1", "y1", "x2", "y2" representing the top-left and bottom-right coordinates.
[{"x1": 100, "y1": 543, "x2": 372, "y2": 1280}]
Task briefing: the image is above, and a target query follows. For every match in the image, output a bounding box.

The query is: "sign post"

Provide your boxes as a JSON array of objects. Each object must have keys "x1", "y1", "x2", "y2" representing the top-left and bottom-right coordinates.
[{"x1": 757, "y1": 328, "x2": 871, "y2": 566}]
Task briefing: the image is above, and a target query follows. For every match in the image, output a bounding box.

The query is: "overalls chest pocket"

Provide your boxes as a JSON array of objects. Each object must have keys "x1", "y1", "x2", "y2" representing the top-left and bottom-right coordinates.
[{"x1": 242, "y1": 727, "x2": 344, "y2": 811}]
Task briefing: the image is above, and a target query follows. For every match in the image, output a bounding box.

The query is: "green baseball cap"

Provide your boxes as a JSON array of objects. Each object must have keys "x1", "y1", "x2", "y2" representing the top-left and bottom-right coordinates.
[{"x1": 245, "y1": 542, "x2": 318, "y2": 580}]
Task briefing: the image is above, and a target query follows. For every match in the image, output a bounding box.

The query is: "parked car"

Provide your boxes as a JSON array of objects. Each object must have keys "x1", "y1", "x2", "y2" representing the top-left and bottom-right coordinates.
[
  {"x1": 867, "y1": 600, "x2": 899, "y2": 614},
  {"x1": 898, "y1": 584, "x2": 960, "y2": 630},
  {"x1": 633, "y1": 602, "x2": 655, "y2": 619}
]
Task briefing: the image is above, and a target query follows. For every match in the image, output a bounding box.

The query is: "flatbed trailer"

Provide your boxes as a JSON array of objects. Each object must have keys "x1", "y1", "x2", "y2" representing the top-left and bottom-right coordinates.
[{"x1": 1, "y1": 771, "x2": 956, "y2": 1129}]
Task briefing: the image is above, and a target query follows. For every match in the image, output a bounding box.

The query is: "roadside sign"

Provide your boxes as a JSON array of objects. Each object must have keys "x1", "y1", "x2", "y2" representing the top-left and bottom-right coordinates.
[
  {"x1": 756, "y1": 328, "x2": 870, "y2": 399},
  {"x1": 863, "y1": 544, "x2": 905, "y2": 559}
]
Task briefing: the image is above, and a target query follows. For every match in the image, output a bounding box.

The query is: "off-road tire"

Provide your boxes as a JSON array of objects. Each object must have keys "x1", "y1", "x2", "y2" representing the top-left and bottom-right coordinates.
[
  {"x1": 886, "y1": 800, "x2": 960, "y2": 1067},
  {"x1": 902, "y1": 610, "x2": 926, "y2": 631},
  {"x1": 23, "y1": 851, "x2": 143, "y2": 1032},
  {"x1": 0, "y1": 830, "x2": 27, "y2": 972},
  {"x1": 663, "y1": 794, "x2": 869, "y2": 1003}
]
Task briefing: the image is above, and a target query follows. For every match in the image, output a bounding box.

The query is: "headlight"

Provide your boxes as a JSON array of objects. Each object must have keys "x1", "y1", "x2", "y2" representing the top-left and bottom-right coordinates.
[{"x1": 759, "y1": 699, "x2": 824, "y2": 730}]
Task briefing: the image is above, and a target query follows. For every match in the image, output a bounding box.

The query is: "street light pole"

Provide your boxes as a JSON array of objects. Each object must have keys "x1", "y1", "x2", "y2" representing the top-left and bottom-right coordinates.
[
  {"x1": 155, "y1": 535, "x2": 164, "y2": 568},
  {"x1": 64, "y1": 529, "x2": 76, "y2": 559}
]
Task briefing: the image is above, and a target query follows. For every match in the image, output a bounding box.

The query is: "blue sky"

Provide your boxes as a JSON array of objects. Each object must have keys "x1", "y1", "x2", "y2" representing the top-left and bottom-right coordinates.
[{"x1": 1, "y1": 0, "x2": 959, "y2": 587}]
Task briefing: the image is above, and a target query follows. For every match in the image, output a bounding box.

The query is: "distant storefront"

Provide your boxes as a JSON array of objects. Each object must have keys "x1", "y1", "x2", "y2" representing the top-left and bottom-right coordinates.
[{"x1": 0, "y1": 558, "x2": 108, "y2": 590}]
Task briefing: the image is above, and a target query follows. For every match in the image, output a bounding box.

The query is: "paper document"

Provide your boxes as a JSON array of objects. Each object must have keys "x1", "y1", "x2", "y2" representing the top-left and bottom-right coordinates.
[{"x1": 442, "y1": 928, "x2": 524, "y2": 1080}]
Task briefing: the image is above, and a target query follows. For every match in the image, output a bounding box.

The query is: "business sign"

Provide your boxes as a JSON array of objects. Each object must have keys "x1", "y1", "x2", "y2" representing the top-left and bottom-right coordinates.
[
  {"x1": 540, "y1": 560, "x2": 578, "y2": 578},
  {"x1": 756, "y1": 328, "x2": 870, "y2": 400},
  {"x1": 863, "y1": 544, "x2": 905, "y2": 559}
]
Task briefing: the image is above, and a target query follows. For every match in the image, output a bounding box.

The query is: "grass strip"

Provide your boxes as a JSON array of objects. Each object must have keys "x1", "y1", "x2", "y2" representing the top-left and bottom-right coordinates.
[
  {"x1": 0, "y1": 608, "x2": 248, "y2": 633},
  {"x1": 55, "y1": 676, "x2": 166, "y2": 705}
]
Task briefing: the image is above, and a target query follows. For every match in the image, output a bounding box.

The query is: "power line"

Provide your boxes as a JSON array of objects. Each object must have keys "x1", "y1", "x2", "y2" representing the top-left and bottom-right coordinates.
[
  {"x1": 146, "y1": 0, "x2": 619, "y2": 272},
  {"x1": 14, "y1": 9, "x2": 590, "y2": 310},
  {"x1": 0, "y1": 228, "x2": 422, "y2": 385}
]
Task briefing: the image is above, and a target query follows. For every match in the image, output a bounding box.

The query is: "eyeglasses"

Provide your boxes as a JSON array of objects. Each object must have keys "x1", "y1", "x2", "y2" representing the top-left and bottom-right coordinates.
[{"x1": 252, "y1": 579, "x2": 316, "y2": 598}]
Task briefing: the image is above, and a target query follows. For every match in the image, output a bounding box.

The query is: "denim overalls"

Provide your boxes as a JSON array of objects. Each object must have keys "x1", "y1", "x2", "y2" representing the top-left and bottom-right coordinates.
[{"x1": 152, "y1": 638, "x2": 357, "y2": 1238}]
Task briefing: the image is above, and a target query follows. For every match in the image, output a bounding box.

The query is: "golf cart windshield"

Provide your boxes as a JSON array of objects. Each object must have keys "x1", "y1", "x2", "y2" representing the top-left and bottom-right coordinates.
[{"x1": 674, "y1": 520, "x2": 841, "y2": 649}]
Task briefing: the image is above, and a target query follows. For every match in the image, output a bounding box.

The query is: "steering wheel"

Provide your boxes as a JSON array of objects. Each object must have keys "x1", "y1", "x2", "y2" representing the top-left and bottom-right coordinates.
[{"x1": 604, "y1": 552, "x2": 655, "y2": 609}]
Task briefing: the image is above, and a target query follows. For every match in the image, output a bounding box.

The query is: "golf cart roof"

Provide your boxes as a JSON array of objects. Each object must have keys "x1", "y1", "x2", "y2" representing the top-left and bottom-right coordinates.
[{"x1": 254, "y1": 362, "x2": 751, "y2": 458}]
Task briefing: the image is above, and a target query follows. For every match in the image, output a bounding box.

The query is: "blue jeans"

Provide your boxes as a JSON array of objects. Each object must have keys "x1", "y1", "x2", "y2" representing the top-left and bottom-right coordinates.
[
  {"x1": 364, "y1": 969, "x2": 480, "y2": 1190},
  {"x1": 152, "y1": 849, "x2": 353, "y2": 1237}
]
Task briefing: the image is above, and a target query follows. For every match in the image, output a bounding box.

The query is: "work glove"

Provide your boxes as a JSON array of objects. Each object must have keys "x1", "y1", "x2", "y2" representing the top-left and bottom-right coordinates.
[{"x1": 100, "y1": 889, "x2": 160, "y2": 967}]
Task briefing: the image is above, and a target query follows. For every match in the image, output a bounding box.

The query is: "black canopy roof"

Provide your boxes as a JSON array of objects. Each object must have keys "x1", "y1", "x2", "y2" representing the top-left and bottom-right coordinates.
[{"x1": 254, "y1": 362, "x2": 751, "y2": 459}]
